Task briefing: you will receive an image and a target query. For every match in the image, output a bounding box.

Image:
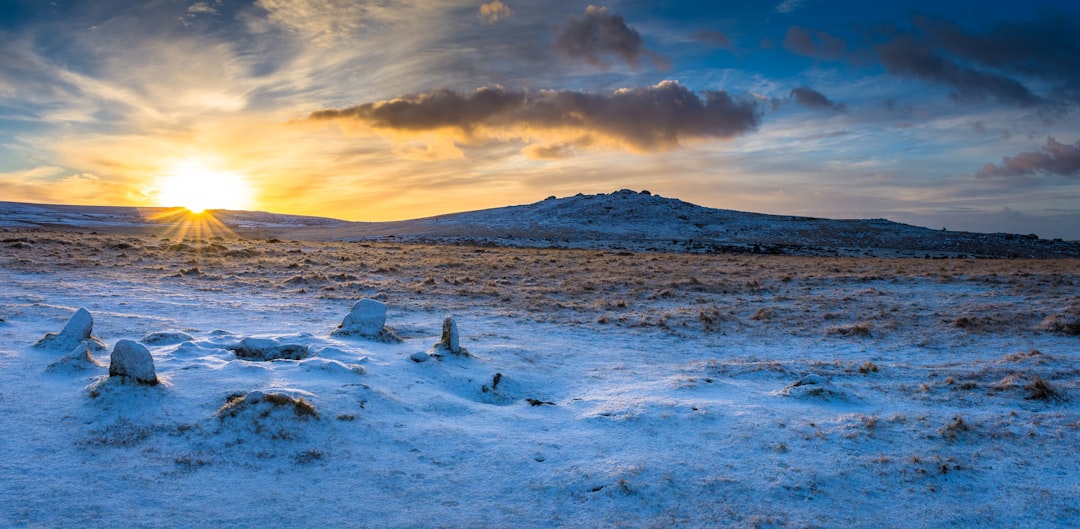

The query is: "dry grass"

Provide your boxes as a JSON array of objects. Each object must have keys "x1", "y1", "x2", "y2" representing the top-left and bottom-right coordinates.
[{"x1": 4, "y1": 228, "x2": 1080, "y2": 343}]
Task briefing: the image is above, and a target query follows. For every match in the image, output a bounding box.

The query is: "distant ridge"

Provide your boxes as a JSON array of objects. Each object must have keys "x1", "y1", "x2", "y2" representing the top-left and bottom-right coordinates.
[{"x1": 3, "y1": 192, "x2": 1078, "y2": 258}]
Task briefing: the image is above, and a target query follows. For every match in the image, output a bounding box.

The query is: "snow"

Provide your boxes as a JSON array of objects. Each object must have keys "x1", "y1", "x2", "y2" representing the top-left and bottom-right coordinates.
[{"x1": 1, "y1": 229, "x2": 1078, "y2": 528}]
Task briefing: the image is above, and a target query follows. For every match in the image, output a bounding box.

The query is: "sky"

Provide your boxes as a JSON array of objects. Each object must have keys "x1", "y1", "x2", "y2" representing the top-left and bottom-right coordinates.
[{"x1": 1, "y1": 0, "x2": 1079, "y2": 239}]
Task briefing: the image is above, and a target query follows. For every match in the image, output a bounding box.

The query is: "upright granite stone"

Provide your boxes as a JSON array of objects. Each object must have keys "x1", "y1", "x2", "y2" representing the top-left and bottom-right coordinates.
[
  {"x1": 34, "y1": 307, "x2": 106, "y2": 351},
  {"x1": 332, "y1": 299, "x2": 400, "y2": 341},
  {"x1": 431, "y1": 316, "x2": 467, "y2": 357},
  {"x1": 440, "y1": 317, "x2": 461, "y2": 354}
]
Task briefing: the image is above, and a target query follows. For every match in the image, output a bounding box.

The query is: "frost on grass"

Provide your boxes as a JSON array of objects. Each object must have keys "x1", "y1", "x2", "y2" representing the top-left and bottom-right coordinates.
[
  {"x1": 217, "y1": 390, "x2": 319, "y2": 420},
  {"x1": 216, "y1": 391, "x2": 319, "y2": 442},
  {"x1": 331, "y1": 298, "x2": 401, "y2": 342},
  {"x1": 34, "y1": 307, "x2": 106, "y2": 352},
  {"x1": 1039, "y1": 306, "x2": 1080, "y2": 336},
  {"x1": 108, "y1": 339, "x2": 158, "y2": 385}
]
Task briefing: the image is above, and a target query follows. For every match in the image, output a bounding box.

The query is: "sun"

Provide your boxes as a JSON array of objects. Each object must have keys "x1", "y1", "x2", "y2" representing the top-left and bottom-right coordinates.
[{"x1": 155, "y1": 159, "x2": 254, "y2": 213}]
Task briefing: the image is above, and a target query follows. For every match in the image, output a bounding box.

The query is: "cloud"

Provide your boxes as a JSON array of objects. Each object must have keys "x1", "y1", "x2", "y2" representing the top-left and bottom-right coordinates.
[
  {"x1": 790, "y1": 86, "x2": 846, "y2": 112},
  {"x1": 783, "y1": 14, "x2": 1080, "y2": 109},
  {"x1": 188, "y1": 2, "x2": 218, "y2": 15},
  {"x1": 523, "y1": 142, "x2": 580, "y2": 160},
  {"x1": 255, "y1": 0, "x2": 365, "y2": 46},
  {"x1": 554, "y1": 5, "x2": 668, "y2": 71},
  {"x1": 774, "y1": 0, "x2": 803, "y2": 15},
  {"x1": 782, "y1": 26, "x2": 847, "y2": 61},
  {"x1": 913, "y1": 14, "x2": 1080, "y2": 87},
  {"x1": 477, "y1": 1, "x2": 513, "y2": 25},
  {"x1": 309, "y1": 81, "x2": 762, "y2": 153},
  {"x1": 692, "y1": 30, "x2": 733, "y2": 50},
  {"x1": 877, "y1": 36, "x2": 1042, "y2": 106},
  {"x1": 977, "y1": 137, "x2": 1080, "y2": 179}
]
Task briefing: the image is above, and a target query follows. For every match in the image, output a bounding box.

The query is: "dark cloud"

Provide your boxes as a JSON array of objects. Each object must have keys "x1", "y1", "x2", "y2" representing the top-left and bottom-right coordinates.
[
  {"x1": 782, "y1": 26, "x2": 847, "y2": 61},
  {"x1": 783, "y1": 14, "x2": 1080, "y2": 109},
  {"x1": 790, "y1": 86, "x2": 846, "y2": 113},
  {"x1": 554, "y1": 5, "x2": 668, "y2": 70},
  {"x1": 977, "y1": 137, "x2": 1080, "y2": 179},
  {"x1": 309, "y1": 81, "x2": 762, "y2": 152},
  {"x1": 877, "y1": 35, "x2": 1043, "y2": 106},
  {"x1": 913, "y1": 14, "x2": 1080, "y2": 86}
]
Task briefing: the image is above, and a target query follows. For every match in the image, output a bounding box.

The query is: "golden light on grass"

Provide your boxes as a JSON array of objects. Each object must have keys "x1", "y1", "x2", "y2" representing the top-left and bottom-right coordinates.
[
  {"x1": 154, "y1": 158, "x2": 254, "y2": 214},
  {"x1": 148, "y1": 207, "x2": 236, "y2": 246}
]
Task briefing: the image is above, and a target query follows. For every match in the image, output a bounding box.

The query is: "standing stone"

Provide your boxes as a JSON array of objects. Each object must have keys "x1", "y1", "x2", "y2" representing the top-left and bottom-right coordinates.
[
  {"x1": 440, "y1": 317, "x2": 461, "y2": 354},
  {"x1": 432, "y1": 316, "x2": 466, "y2": 357},
  {"x1": 333, "y1": 299, "x2": 387, "y2": 337},
  {"x1": 35, "y1": 307, "x2": 105, "y2": 351},
  {"x1": 109, "y1": 339, "x2": 158, "y2": 385}
]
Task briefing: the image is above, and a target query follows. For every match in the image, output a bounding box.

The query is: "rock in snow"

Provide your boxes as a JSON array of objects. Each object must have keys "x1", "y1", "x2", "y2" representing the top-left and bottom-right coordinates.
[
  {"x1": 440, "y1": 317, "x2": 461, "y2": 353},
  {"x1": 232, "y1": 337, "x2": 312, "y2": 361},
  {"x1": 332, "y1": 299, "x2": 400, "y2": 341},
  {"x1": 141, "y1": 331, "x2": 195, "y2": 346},
  {"x1": 424, "y1": 316, "x2": 468, "y2": 360},
  {"x1": 34, "y1": 307, "x2": 106, "y2": 351},
  {"x1": 108, "y1": 339, "x2": 158, "y2": 385}
]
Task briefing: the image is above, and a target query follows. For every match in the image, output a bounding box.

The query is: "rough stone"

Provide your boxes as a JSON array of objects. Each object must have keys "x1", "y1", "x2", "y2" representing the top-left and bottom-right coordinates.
[
  {"x1": 231, "y1": 337, "x2": 312, "y2": 361},
  {"x1": 431, "y1": 316, "x2": 467, "y2": 357},
  {"x1": 332, "y1": 299, "x2": 399, "y2": 341},
  {"x1": 109, "y1": 339, "x2": 158, "y2": 385},
  {"x1": 440, "y1": 317, "x2": 461, "y2": 354},
  {"x1": 35, "y1": 307, "x2": 106, "y2": 351},
  {"x1": 141, "y1": 331, "x2": 195, "y2": 345}
]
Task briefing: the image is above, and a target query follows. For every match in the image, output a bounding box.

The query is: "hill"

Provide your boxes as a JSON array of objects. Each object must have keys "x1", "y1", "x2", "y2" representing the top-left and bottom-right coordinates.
[{"x1": 3, "y1": 191, "x2": 1078, "y2": 258}]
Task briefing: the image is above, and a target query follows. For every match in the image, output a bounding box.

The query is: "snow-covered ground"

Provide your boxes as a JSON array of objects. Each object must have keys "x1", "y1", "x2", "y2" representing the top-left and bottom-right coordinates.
[{"x1": 1, "y1": 229, "x2": 1078, "y2": 528}]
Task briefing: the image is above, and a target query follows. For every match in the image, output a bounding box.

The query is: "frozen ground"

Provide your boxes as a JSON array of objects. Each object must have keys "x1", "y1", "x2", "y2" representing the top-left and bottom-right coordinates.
[{"x1": 1, "y1": 229, "x2": 1078, "y2": 528}]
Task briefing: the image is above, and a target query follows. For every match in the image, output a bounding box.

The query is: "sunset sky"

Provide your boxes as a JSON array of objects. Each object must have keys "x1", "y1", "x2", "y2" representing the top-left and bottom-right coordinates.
[{"x1": 2, "y1": 0, "x2": 1079, "y2": 238}]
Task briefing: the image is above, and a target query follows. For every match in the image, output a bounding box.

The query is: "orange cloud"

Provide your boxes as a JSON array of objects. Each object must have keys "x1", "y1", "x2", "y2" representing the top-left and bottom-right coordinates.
[{"x1": 478, "y1": 1, "x2": 513, "y2": 24}]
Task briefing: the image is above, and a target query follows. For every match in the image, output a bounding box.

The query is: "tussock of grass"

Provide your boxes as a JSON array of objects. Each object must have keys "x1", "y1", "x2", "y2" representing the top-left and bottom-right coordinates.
[
  {"x1": 217, "y1": 392, "x2": 319, "y2": 420},
  {"x1": 1025, "y1": 377, "x2": 1063, "y2": 402},
  {"x1": 940, "y1": 415, "x2": 971, "y2": 440},
  {"x1": 826, "y1": 322, "x2": 872, "y2": 337}
]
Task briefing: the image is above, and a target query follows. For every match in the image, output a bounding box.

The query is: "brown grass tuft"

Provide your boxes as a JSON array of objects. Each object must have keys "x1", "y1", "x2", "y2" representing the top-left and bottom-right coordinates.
[
  {"x1": 1026, "y1": 377, "x2": 1063, "y2": 402},
  {"x1": 827, "y1": 322, "x2": 872, "y2": 337}
]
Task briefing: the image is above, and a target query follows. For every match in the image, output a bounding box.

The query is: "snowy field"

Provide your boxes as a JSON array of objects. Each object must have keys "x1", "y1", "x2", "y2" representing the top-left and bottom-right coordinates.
[{"x1": 2, "y1": 229, "x2": 1078, "y2": 528}]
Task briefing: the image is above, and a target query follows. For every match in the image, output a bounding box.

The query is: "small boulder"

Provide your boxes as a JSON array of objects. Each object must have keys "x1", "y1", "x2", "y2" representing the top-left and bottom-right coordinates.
[
  {"x1": 34, "y1": 308, "x2": 106, "y2": 351},
  {"x1": 332, "y1": 298, "x2": 400, "y2": 341},
  {"x1": 141, "y1": 331, "x2": 195, "y2": 346},
  {"x1": 231, "y1": 337, "x2": 312, "y2": 361},
  {"x1": 778, "y1": 374, "x2": 851, "y2": 401},
  {"x1": 109, "y1": 339, "x2": 158, "y2": 385}
]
